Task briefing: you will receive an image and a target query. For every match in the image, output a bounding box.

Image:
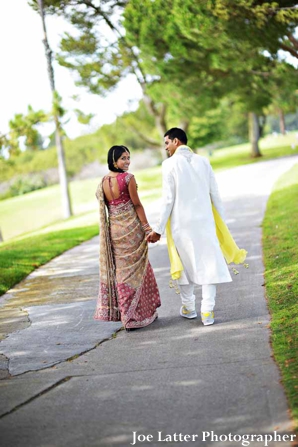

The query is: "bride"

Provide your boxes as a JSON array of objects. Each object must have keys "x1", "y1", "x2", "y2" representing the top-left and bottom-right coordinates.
[{"x1": 94, "y1": 145, "x2": 161, "y2": 330}]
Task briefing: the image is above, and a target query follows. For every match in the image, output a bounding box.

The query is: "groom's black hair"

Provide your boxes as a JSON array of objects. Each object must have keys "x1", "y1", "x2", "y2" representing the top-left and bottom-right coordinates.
[{"x1": 164, "y1": 127, "x2": 187, "y2": 144}]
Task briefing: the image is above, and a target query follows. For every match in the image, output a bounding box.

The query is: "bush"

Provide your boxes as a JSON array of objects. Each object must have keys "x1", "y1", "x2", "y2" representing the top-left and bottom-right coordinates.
[{"x1": 0, "y1": 173, "x2": 48, "y2": 199}]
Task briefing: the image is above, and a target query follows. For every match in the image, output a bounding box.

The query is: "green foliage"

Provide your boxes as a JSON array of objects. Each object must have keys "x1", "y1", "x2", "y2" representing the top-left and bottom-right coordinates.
[
  {"x1": 62, "y1": 133, "x2": 102, "y2": 177},
  {"x1": 266, "y1": 63, "x2": 298, "y2": 117},
  {"x1": 188, "y1": 98, "x2": 248, "y2": 148},
  {"x1": 263, "y1": 163, "x2": 298, "y2": 431},
  {"x1": 17, "y1": 1, "x2": 298, "y2": 168},
  {"x1": 106, "y1": 101, "x2": 160, "y2": 148},
  {"x1": 74, "y1": 109, "x2": 94, "y2": 125},
  {"x1": 210, "y1": 1, "x2": 298, "y2": 58},
  {"x1": 28, "y1": 1, "x2": 280, "y2": 157},
  {"x1": 30, "y1": 0, "x2": 215, "y2": 140},
  {"x1": 124, "y1": 0, "x2": 283, "y2": 111},
  {"x1": 52, "y1": 90, "x2": 66, "y2": 119},
  {"x1": 0, "y1": 105, "x2": 48, "y2": 157},
  {"x1": 0, "y1": 145, "x2": 58, "y2": 182},
  {"x1": 48, "y1": 1, "x2": 133, "y2": 96},
  {"x1": 124, "y1": 0, "x2": 298, "y2": 155},
  {"x1": 0, "y1": 102, "x2": 158, "y2": 185},
  {"x1": 0, "y1": 134, "x2": 20, "y2": 158},
  {"x1": 126, "y1": 1, "x2": 298, "y2": 106},
  {"x1": 1, "y1": 174, "x2": 48, "y2": 200}
]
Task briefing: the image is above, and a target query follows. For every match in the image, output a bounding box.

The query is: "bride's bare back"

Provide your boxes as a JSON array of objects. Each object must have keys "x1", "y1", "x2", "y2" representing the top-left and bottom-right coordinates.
[{"x1": 102, "y1": 175, "x2": 121, "y2": 202}]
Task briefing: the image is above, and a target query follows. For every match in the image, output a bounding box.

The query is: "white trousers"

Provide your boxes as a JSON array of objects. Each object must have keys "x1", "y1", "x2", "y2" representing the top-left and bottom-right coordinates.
[{"x1": 179, "y1": 282, "x2": 216, "y2": 313}]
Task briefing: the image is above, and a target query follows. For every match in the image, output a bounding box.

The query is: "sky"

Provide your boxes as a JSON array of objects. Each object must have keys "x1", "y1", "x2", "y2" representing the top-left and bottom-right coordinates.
[{"x1": 0, "y1": 1, "x2": 142, "y2": 140}]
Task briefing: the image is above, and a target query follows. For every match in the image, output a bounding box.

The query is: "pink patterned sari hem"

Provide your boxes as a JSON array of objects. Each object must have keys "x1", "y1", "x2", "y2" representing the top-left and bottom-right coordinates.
[{"x1": 125, "y1": 311, "x2": 158, "y2": 329}]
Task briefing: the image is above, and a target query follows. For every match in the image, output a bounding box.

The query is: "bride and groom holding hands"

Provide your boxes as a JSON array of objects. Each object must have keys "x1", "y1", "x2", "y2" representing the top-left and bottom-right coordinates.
[{"x1": 94, "y1": 127, "x2": 246, "y2": 330}]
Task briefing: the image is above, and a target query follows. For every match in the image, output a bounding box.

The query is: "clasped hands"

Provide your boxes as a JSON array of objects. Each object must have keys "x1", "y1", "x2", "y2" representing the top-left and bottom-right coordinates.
[{"x1": 146, "y1": 231, "x2": 161, "y2": 243}]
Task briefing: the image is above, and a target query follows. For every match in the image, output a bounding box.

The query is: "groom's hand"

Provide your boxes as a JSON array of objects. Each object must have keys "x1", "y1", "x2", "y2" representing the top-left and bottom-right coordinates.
[{"x1": 146, "y1": 231, "x2": 161, "y2": 243}]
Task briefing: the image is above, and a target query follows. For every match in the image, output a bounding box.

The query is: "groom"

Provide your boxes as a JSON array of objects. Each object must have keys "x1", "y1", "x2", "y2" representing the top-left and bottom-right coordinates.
[{"x1": 147, "y1": 128, "x2": 232, "y2": 325}]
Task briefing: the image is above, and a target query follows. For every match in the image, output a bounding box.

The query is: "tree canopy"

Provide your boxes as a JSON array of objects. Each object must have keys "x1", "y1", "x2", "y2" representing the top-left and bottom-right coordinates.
[
  {"x1": 28, "y1": 0, "x2": 298, "y2": 156},
  {"x1": 124, "y1": 0, "x2": 298, "y2": 154}
]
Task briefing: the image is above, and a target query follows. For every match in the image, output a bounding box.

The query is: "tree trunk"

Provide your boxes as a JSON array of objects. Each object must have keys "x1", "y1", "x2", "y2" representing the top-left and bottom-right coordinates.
[
  {"x1": 278, "y1": 109, "x2": 286, "y2": 135},
  {"x1": 54, "y1": 117, "x2": 72, "y2": 218},
  {"x1": 38, "y1": 0, "x2": 72, "y2": 218},
  {"x1": 259, "y1": 115, "x2": 266, "y2": 139},
  {"x1": 155, "y1": 104, "x2": 168, "y2": 160},
  {"x1": 179, "y1": 119, "x2": 190, "y2": 134},
  {"x1": 248, "y1": 112, "x2": 262, "y2": 158},
  {"x1": 143, "y1": 93, "x2": 168, "y2": 160},
  {"x1": 127, "y1": 125, "x2": 161, "y2": 148}
]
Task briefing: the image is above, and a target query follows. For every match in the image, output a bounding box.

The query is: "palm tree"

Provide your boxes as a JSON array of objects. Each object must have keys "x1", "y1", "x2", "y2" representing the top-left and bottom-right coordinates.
[{"x1": 37, "y1": 0, "x2": 72, "y2": 218}]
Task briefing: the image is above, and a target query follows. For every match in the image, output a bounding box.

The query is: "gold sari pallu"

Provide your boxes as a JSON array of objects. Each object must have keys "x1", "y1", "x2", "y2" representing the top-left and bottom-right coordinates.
[{"x1": 94, "y1": 179, "x2": 120, "y2": 321}]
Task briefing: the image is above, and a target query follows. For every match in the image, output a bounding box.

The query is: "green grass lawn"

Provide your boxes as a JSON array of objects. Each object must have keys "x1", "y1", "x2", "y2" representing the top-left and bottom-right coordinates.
[
  {"x1": 262, "y1": 163, "x2": 298, "y2": 431},
  {"x1": 0, "y1": 168, "x2": 162, "y2": 241},
  {"x1": 0, "y1": 225, "x2": 98, "y2": 295},
  {"x1": 205, "y1": 132, "x2": 298, "y2": 171},
  {"x1": 0, "y1": 178, "x2": 100, "y2": 241}
]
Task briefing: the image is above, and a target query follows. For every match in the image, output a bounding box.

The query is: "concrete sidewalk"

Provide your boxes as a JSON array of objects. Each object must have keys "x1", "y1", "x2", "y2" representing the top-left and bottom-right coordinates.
[{"x1": 0, "y1": 156, "x2": 297, "y2": 447}]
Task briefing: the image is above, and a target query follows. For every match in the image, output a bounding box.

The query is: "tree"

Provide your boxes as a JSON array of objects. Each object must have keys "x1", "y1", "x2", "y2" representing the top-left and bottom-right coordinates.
[
  {"x1": 32, "y1": 1, "x2": 298, "y2": 157},
  {"x1": 9, "y1": 106, "x2": 47, "y2": 151},
  {"x1": 124, "y1": 0, "x2": 298, "y2": 156},
  {"x1": 0, "y1": 106, "x2": 47, "y2": 157},
  {"x1": 29, "y1": 0, "x2": 202, "y2": 159},
  {"x1": 30, "y1": 0, "x2": 246, "y2": 157},
  {"x1": 188, "y1": 97, "x2": 248, "y2": 149},
  {"x1": 36, "y1": 0, "x2": 72, "y2": 218},
  {"x1": 208, "y1": 1, "x2": 298, "y2": 61},
  {"x1": 0, "y1": 132, "x2": 20, "y2": 158},
  {"x1": 266, "y1": 63, "x2": 298, "y2": 134}
]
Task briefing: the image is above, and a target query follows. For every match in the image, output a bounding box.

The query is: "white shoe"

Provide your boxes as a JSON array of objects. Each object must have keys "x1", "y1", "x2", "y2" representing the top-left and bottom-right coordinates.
[
  {"x1": 201, "y1": 311, "x2": 214, "y2": 326},
  {"x1": 180, "y1": 306, "x2": 197, "y2": 319}
]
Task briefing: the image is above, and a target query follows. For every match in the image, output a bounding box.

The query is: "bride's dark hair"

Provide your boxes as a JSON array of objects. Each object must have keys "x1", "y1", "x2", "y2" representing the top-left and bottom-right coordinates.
[{"x1": 107, "y1": 145, "x2": 130, "y2": 173}]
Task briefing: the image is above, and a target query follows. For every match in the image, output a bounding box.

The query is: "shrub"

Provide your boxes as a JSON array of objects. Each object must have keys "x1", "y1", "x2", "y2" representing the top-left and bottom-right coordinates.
[{"x1": 0, "y1": 174, "x2": 47, "y2": 199}]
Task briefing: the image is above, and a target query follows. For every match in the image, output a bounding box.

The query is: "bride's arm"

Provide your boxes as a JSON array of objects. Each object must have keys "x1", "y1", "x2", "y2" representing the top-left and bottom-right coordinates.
[{"x1": 128, "y1": 176, "x2": 151, "y2": 230}]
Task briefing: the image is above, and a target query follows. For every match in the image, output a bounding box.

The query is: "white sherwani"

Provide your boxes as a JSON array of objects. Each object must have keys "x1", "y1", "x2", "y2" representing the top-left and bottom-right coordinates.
[{"x1": 154, "y1": 146, "x2": 232, "y2": 285}]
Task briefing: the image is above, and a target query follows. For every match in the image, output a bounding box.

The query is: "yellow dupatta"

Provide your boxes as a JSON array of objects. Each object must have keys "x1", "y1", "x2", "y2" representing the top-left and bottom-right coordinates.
[{"x1": 165, "y1": 148, "x2": 247, "y2": 280}]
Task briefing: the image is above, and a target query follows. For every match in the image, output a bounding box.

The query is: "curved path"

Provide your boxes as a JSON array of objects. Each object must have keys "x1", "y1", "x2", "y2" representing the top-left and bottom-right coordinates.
[{"x1": 0, "y1": 155, "x2": 297, "y2": 447}]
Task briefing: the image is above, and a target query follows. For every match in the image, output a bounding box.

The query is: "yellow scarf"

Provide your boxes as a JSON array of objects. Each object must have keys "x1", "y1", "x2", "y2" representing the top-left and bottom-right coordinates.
[{"x1": 166, "y1": 147, "x2": 247, "y2": 280}]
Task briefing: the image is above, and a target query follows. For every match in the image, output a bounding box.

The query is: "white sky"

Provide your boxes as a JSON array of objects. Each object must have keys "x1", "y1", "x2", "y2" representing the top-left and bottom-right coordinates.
[{"x1": 0, "y1": 0, "x2": 142, "y2": 139}]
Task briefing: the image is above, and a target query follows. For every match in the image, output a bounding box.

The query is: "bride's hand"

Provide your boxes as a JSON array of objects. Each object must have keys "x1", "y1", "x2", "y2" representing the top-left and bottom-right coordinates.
[{"x1": 146, "y1": 231, "x2": 160, "y2": 243}]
